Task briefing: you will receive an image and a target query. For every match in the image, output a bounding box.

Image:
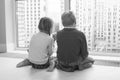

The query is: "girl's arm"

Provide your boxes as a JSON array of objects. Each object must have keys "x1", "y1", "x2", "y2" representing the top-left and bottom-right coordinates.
[{"x1": 48, "y1": 38, "x2": 54, "y2": 57}]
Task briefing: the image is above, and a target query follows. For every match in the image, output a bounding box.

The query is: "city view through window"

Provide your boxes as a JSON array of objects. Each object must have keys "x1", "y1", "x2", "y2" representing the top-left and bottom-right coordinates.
[
  {"x1": 16, "y1": 0, "x2": 64, "y2": 48},
  {"x1": 71, "y1": 0, "x2": 120, "y2": 54},
  {"x1": 16, "y1": 0, "x2": 120, "y2": 55}
]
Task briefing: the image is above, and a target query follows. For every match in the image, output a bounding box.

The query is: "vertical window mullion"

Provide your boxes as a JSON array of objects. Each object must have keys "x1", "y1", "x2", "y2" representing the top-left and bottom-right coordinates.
[{"x1": 64, "y1": 0, "x2": 70, "y2": 11}]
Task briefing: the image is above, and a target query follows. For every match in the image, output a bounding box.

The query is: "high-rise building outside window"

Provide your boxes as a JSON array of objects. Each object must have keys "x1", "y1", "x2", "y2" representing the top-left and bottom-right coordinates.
[
  {"x1": 16, "y1": 0, "x2": 120, "y2": 56},
  {"x1": 16, "y1": 0, "x2": 64, "y2": 49},
  {"x1": 70, "y1": 0, "x2": 120, "y2": 55}
]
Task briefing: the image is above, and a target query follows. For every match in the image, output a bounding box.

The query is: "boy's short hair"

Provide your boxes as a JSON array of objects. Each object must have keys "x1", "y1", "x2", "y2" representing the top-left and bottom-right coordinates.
[
  {"x1": 61, "y1": 11, "x2": 76, "y2": 27},
  {"x1": 38, "y1": 17, "x2": 53, "y2": 35}
]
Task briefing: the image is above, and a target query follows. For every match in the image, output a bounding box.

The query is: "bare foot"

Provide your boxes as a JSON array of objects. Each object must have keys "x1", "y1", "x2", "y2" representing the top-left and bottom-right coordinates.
[
  {"x1": 47, "y1": 61, "x2": 55, "y2": 72},
  {"x1": 16, "y1": 59, "x2": 31, "y2": 68}
]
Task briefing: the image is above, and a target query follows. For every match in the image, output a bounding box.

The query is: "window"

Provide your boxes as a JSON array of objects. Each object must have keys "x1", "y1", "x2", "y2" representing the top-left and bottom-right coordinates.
[
  {"x1": 15, "y1": 0, "x2": 64, "y2": 48},
  {"x1": 70, "y1": 0, "x2": 120, "y2": 55},
  {"x1": 15, "y1": 0, "x2": 120, "y2": 56}
]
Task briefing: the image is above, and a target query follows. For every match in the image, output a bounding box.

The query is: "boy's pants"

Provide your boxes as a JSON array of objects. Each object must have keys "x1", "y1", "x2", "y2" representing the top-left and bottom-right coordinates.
[{"x1": 56, "y1": 57, "x2": 94, "y2": 72}]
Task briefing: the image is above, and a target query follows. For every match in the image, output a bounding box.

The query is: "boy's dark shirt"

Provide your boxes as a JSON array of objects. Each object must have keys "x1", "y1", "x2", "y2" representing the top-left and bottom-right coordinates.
[{"x1": 56, "y1": 28, "x2": 88, "y2": 64}]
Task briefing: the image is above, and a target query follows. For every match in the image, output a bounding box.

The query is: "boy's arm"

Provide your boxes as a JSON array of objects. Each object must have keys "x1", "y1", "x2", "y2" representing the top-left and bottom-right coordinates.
[{"x1": 80, "y1": 33, "x2": 88, "y2": 59}]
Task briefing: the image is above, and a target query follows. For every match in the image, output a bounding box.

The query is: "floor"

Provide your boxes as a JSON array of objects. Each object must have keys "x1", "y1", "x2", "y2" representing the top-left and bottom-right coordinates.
[{"x1": 0, "y1": 57, "x2": 120, "y2": 80}]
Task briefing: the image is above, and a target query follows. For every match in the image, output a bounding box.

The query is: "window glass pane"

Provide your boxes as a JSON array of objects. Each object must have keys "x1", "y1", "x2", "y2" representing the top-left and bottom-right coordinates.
[
  {"x1": 16, "y1": 0, "x2": 64, "y2": 48},
  {"x1": 70, "y1": 0, "x2": 120, "y2": 55}
]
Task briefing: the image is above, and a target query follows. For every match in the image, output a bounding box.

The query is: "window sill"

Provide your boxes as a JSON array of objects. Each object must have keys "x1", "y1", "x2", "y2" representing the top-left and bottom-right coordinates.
[
  {"x1": 90, "y1": 55, "x2": 120, "y2": 62},
  {"x1": 90, "y1": 55, "x2": 120, "y2": 67},
  {"x1": 4, "y1": 50, "x2": 120, "y2": 62}
]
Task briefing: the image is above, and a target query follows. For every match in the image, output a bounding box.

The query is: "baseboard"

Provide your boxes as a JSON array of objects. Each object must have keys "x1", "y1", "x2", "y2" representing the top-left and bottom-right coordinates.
[{"x1": 0, "y1": 52, "x2": 27, "y2": 59}]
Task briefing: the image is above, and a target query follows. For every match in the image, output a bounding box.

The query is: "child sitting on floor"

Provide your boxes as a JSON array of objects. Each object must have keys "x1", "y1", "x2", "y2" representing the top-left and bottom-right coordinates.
[
  {"x1": 16, "y1": 17, "x2": 55, "y2": 72},
  {"x1": 55, "y1": 11, "x2": 94, "y2": 72}
]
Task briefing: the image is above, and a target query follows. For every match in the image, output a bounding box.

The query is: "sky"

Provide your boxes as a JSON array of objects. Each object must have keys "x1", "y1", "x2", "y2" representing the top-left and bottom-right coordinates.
[{"x1": 46, "y1": 0, "x2": 61, "y2": 23}]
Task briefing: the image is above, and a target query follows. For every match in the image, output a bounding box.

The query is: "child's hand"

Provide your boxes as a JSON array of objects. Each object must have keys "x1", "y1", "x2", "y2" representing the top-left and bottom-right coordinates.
[
  {"x1": 52, "y1": 32, "x2": 57, "y2": 41},
  {"x1": 27, "y1": 49, "x2": 29, "y2": 52}
]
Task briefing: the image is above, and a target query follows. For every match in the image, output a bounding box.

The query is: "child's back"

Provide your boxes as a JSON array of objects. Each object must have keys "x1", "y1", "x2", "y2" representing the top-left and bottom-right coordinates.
[
  {"x1": 56, "y1": 11, "x2": 94, "y2": 72},
  {"x1": 57, "y1": 28, "x2": 88, "y2": 64},
  {"x1": 29, "y1": 32, "x2": 53, "y2": 65},
  {"x1": 17, "y1": 17, "x2": 55, "y2": 71}
]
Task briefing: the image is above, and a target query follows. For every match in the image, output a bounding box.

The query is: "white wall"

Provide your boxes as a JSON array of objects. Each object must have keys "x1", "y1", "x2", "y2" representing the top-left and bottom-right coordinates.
[
  {"x1": 0, "y1": 0, "x2": 15, "y2": 53},
  {"x1": 0, "y1": 0, "x2": 6, "y2": 53},
  {"x1": 5, "y1": 0, "x2": 15, "y2": 52}
]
